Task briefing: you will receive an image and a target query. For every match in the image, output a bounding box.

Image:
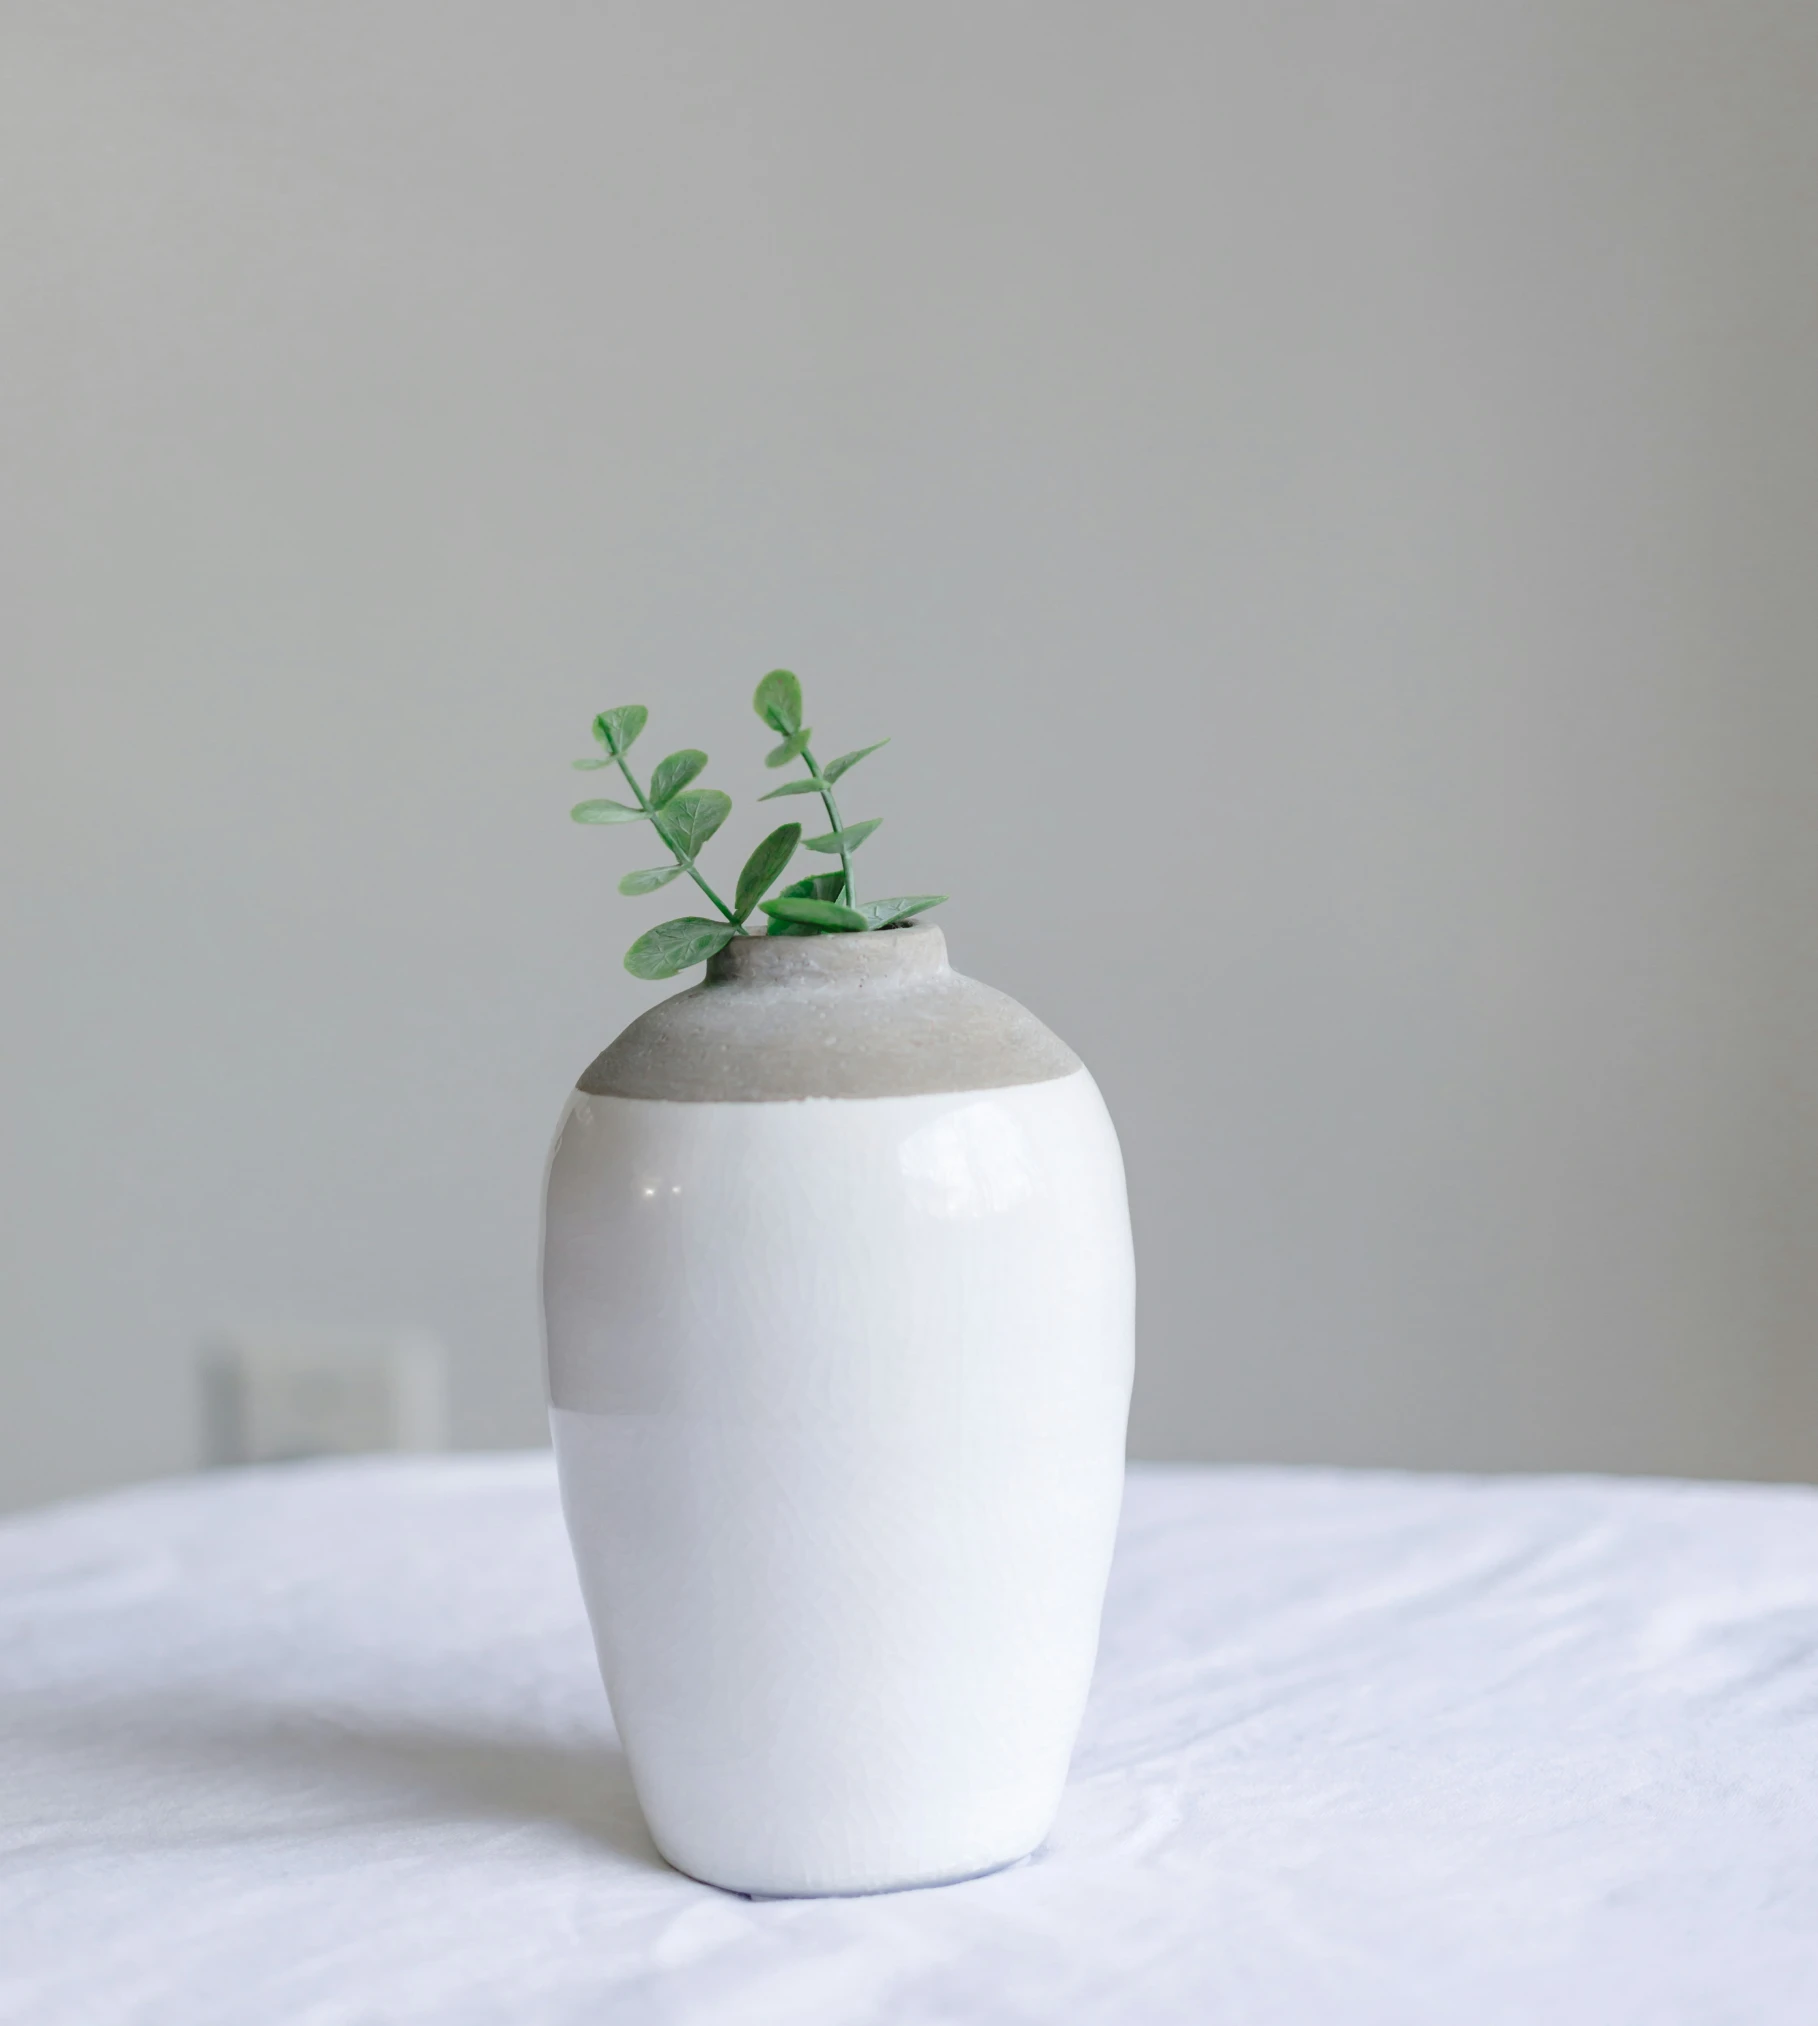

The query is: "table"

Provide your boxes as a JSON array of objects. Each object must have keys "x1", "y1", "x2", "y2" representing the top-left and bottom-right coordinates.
[{"x1": 4, "y1": 1456, "x2": 1816, "y2": 2023}]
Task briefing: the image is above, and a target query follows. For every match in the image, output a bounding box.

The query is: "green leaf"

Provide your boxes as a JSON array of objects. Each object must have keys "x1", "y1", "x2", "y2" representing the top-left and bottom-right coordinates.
[
  {"x1": 624, "y1": 917, "x2": 739, "y2": 980},
  {"x1": 571, "y1": 799, "x2": 647, "y2": 824},
  {"x1": 753, "y1": 669, "x2": 803, "y2": 737},
  {"x1": 648, "y1": 748, "x2": 708, "y2": 808},
  {"x1": 733, "y1": 823, "x2": 802, "y2": 922},
  {"x1": 854, "y1": 894, "x2": 947, "y2": 928},
  {"x1": 821, "y1": 738, "x2": 889, "y2": 783},
  {"x1": 757, "y1": 778, "x2": 825, "y2": 801},
  {"x1": 803, "y1": 818, "x2": 881, "y2": 855},
  {"x1": 764, "y1": 727, "x2": 813, "y2": 768},
  {"x1": 592, "y1": 706, "x2": 648, "y2": 757},
  {"x1": 572, "y1": 756, "x2": 615, "y2": 770},
  {"x1": 765, "y1": 871, "x2": 848, "y2": 935},
  {"x1": 654, "y1": 787, "x2": 731, "y2": 858},
  {"x1": 761, "y1": 897, "x2": 868, "y2": 932},
  {"x1": 778, "y1": 873, "x2": 847, "y2": 902},
  {"x1": 618, "y1": 864, "x2": 686, "y2": 896}
]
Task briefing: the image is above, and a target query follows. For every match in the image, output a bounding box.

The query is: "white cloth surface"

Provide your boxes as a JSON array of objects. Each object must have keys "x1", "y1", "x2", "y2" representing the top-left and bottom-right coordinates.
[{"x1": 3, "y1": 1456, "x2": 1816, "y2": 2025}]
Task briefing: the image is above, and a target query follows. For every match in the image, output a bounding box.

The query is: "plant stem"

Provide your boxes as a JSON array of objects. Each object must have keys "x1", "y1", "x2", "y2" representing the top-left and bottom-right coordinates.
[
  {"x1": 795, "y1": 745, "x2": 856, "y2": 906},
  {"x1": 611, "y1": 750, "x2": 740, "y2": 925}
]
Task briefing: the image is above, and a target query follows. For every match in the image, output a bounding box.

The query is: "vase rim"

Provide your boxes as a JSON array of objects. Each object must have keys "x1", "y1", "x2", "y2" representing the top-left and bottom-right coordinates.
[{"x1": 705, "y1": 919, "x2": 949, "y2": 988}]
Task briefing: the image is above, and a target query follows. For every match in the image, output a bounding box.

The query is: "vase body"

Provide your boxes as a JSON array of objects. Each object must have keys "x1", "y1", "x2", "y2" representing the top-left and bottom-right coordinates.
[{"x1": 540, "y1": 925, "x2": 1133, "y2": 1896}]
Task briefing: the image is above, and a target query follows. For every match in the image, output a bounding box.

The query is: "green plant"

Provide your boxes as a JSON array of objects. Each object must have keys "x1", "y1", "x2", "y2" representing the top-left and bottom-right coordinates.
[{"x1": 570, "y1": 671, "x2": 946, "y2": 979}]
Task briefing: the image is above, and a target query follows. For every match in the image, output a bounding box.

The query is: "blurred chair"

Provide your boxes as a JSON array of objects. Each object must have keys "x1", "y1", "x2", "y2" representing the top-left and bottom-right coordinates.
[{"x1": 200, "y1": 1328, "x2": 450, "y2": 1466}]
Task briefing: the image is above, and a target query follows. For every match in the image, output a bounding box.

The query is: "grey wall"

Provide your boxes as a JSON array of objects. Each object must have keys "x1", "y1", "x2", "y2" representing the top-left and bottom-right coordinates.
[{"x1": 4, "y1": 2, "x2": 1815, "y2": 1512}]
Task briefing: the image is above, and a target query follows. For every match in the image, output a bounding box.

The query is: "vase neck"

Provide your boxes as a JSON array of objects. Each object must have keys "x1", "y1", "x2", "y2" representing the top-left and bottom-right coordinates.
[{"x1": 704, "y1": 921, "x2": 951, "y2": 989}]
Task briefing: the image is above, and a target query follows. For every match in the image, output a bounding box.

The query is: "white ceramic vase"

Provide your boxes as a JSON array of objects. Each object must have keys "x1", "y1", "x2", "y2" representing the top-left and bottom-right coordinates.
[{"x1": 540, "y1": 923, "x2": 1133, "y2": 1896}]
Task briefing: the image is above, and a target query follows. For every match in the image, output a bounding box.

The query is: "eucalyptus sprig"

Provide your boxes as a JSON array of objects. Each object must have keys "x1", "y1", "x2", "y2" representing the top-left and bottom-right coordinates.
[
  {"x1": 568, "y1": 672, "x2": 946, "y2": 980},
  {"x1": 571, "y1": 707, "x2": 802, "y2": 979},
  {"x1": 750, "y1": 671, "x2": 945, "y2": 939}
]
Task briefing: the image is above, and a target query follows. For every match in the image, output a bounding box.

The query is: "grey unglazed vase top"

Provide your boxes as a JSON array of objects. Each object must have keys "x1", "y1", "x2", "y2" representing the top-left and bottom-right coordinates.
[{"x1": 578, "y1": 922, "x2": 1080, "y2": 1103}]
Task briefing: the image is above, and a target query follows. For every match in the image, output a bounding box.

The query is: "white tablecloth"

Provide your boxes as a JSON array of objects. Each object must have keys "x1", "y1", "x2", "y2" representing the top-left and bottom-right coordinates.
[{"x1": 3, "y1": 1456, "x2": 1815, "y2": 2024}]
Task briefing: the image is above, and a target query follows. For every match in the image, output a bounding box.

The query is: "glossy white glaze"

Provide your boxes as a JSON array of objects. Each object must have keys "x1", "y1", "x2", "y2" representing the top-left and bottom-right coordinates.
[{"x1": 541, "y1": 1068, "x2": 1133, "y2": 1896}]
